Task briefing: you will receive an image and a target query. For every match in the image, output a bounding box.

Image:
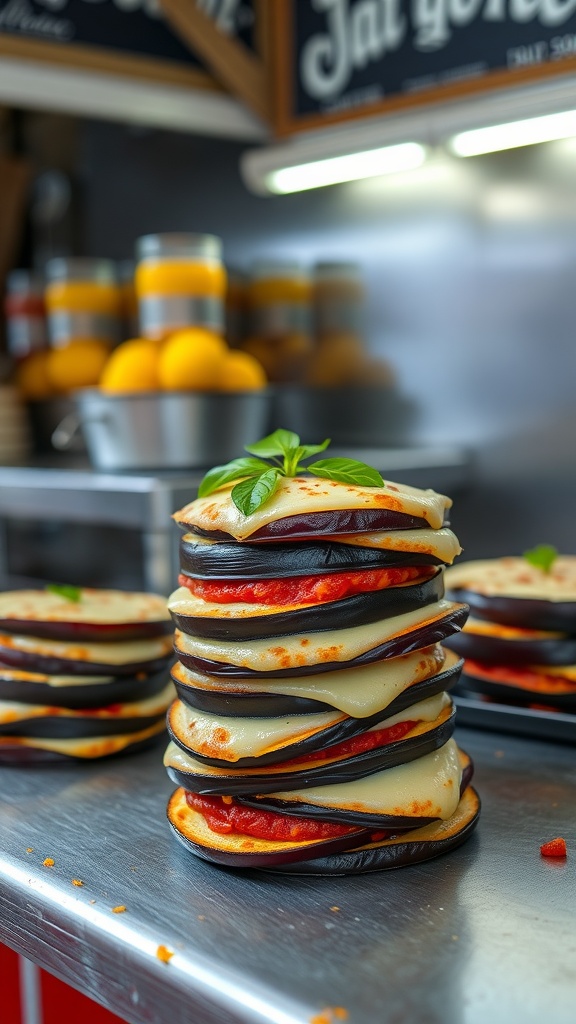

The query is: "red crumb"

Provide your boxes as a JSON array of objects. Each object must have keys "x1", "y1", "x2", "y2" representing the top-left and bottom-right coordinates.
[{"x1": 540, "y1": 837, "x2": 567, "y2": 858}]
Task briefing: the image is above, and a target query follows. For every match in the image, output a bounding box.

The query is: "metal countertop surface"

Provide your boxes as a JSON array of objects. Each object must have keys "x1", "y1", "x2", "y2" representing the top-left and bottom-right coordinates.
[{"x1": 0, "y1": 726, "x2": 574, "y2": 1024}]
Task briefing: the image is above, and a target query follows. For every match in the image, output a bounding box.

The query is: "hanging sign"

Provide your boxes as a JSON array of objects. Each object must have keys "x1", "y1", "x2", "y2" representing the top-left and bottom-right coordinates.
[{"x1": 273, "y1": 0, "x2": 576, "y2": 135}]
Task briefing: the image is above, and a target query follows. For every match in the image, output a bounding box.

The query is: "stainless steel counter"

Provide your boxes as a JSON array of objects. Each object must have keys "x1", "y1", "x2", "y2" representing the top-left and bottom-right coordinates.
[{"x1": 0, "y1": 726, "x2": 574, "y2": 1024}]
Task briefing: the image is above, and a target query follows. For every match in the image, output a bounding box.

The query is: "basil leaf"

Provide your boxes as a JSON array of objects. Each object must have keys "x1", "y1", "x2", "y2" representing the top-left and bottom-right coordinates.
[
  {"x1": 232, "y1": 469, "x2": 282, "y2": 516},
  {"x1": 306, "y1": 458, "x2": 384, "y2": 487},
  {"x1": 245, "y1": 429, "x2": 300, "y2": 458},
  {"x1": 45, "y1": 583, "x2": 82, "y2": 603},
  {"x1": 298, "y1": 439, "x2": 331, "y2": 460},
  {"x1": 523, "y1": 544, "x2": 558, "y2": 574},
  {"x1": 197, "y1": 458, "x2": 270, "y2": 498}
]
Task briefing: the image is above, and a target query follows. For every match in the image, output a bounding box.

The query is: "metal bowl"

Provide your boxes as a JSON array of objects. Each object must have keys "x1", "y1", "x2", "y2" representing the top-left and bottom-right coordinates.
[{"x1": 54, "y1": 390, "x2": 273, "y2": 471}]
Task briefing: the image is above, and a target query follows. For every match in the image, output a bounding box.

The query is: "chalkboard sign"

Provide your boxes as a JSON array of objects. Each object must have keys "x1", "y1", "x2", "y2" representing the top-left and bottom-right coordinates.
[
  {"x1": 274, "y1": 0, "x2": 576, "y2": 135},
  {"x1": 0, "y1": 0, "x2": 255, "y2": 89}
]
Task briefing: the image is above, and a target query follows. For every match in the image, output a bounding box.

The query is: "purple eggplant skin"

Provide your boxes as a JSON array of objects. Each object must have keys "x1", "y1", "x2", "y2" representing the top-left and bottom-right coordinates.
[
  {"x1": 460, "y1": 670, "x2": 576, "y2": 712},
  {"x1": 188, "y1": 507, "x2": 430, "y2": 544},
  {"x1": 180, "y1": 535, "x2": 444, "y2": 581},
  {"x1": 171, "y1": 570, "x2": 444, "y2": 642},
  {"x1": 236, "y1": 757, "x2": 475, "y2": 830},
  {"x1": 445, "y1": 587, "x2": 576, "y2": 633},
  {"x1": 445, "y1": 630, "x2": 576, "y2": 667},
  {"x1": 172, "y1": 655, "x2": 464, "y2": 718},
  {"x1": 0, "y1": 668, "x2": 170, "y2": 709},
  {"x1": 0, "y1": 712, "x2": 167, "y2": 740},
  {"x1": 0, "y1": 618, "x2": 172, "y2": 643},
  {"x1": 166, "y1": 788, "x2": 373, "y2": 869},
  {"x1": 263, "y1": 787, "x2": 480, "y2": 875},
  {"x1": 0, "y1": 645, "x2": 173, "y2": 678},
  {"x1": 166, "y1": 707, "x2": 456, "y2": 795},
  {"x1": 175, "y1": 604, "x2": 469, "y2": 679}
]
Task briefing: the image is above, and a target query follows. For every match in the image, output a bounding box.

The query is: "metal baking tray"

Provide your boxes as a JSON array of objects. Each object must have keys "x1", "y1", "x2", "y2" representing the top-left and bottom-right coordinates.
[{"x1": 454, "y1": 688, "x2": 576, "y2": 745}]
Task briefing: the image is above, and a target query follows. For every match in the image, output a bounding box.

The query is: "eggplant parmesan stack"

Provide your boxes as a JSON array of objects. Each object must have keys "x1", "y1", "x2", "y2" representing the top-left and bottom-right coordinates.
[
  {"x1": 445, "y1": 555, "x2": 576, "y2": 713},
  {"x1": 0, "y1": 588, "x2": 174, "y2": 763},
  {"x1": 165, "y1": 468, "x2": 480, "y2": 874}
]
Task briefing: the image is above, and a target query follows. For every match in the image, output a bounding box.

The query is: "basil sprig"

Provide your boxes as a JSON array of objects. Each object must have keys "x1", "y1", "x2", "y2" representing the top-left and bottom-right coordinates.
[
  {"x1": 523, "y1": 545, "x2": 558, "y2": 574},
  {"x1": 45, "y1": 583, "x2": 82, "y2": 602},
  {"x1": 198, "y1": 428, "x2": 384, "y2": 516}
]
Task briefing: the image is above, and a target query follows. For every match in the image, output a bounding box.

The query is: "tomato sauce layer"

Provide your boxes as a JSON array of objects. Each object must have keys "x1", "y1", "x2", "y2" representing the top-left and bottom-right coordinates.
[
  {"x1": 281, "y1": 719, "x2": 417, "y2": 768},
  {"x1": 186, "y1": 792, "x2": 358, "y2": 841},
  {"x1": 179, "y1": 566, "x2": 434, "y2": 607},
  {"x1": 467, "y1": 660, "x2": 576, "y2": 694}
]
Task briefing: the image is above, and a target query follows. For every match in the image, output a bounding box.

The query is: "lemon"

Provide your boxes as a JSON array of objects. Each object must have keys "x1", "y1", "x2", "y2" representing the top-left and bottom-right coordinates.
[
  {"x1": 158, "y1": 328, "x2": 227, "y2": 391},
  {"x1": 47, "y1": 342, "x2": 110, "y2": 393},
  {"x1": 15, "y1": 351, "x2": 54, "y2": 399},
  {"x1": 220, "y1": 350, "x2": 267, "y2": 391},
  {"x1": 100, "y1": 339, "x2": 160, "y2": 393}
]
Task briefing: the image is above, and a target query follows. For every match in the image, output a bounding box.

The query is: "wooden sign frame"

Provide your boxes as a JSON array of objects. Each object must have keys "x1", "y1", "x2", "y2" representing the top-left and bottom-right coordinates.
[{"x1": 271, "y1": 0, "x2": 576, "y2": 138}]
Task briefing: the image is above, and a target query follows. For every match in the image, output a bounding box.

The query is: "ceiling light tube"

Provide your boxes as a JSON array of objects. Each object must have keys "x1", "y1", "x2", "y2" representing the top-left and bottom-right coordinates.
[
  {"x1": 264, "y1": 142, "x2": 427, "y2": 195},
  {"x1": 450, "y1": 110, "x2": 576, "y2": 157}
]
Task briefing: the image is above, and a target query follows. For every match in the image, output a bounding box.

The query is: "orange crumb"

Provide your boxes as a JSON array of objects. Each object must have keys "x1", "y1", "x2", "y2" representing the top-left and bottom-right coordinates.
[
  {"x1": 72, "y1": 879, "x2": 84, "y2": 887},
  {"x1": 310, "y1": 1010, "x2": 348, "y2": 1024},
  {"x1": 26, "y1": 848, "x2": 34, "y2": 853},
  {"x1": 330, "y1": 906, "x2": 340, "y2": 912},
  {"x1": 112, "y1": 905, "x2": 127, "y2": 914},
  {"x1": 43, "y1": 858, "x2": 55, "y2": 868},
  {"x1": 156, "y1": 945, "x2": 174, "y2": 964}
]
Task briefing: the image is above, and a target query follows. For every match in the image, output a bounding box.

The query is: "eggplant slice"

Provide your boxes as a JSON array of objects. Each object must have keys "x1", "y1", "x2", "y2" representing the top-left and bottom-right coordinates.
[
  {"x1": 0, "y1": 719, "x2": 167, "y2": 763},
  {"x1": 0, "y1": 589, "x2": 171, "y2": 642},
  {"x1": 264, "y1": 786, "x2": 480, "y2": 875},
  {"x1": 174, "y1": 602, "x2": 469, "y2": 679},
  {"x1": 164, "y1": 702, "x2": 456, "y2": 794},
  {"x1": 445, "y1": 587, "x2": 576, "y2": 633},
  {"x1": 446, "y1": 627, "x2": 576, "y2": 666},
  {"x1": 190, "y1": 508, "x2": 430, "y2": 543},
  {"x1": 171, "y1": 649, "x2": 463, "y2": 718},
  {"x1": 460, "y1": 668, "x2": 576, "y2": 712},
  {"x1": 0, "y1": 666, "x2": 170, "y2": 708},
  {"x1": 169, "y1": 570, "x2": 444, "y2": 641},
  {"x1": 0, "y1": 632, "x2": 174, "y2": 677},
  {"x1": 180, "y1": 533, "x2": 445, "y2": 580}
]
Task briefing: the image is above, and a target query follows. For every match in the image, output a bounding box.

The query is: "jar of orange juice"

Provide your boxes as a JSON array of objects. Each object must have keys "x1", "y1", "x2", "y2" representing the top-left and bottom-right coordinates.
[
  {"x1": 135, "y1": 234, "x2": 225, "y2": 341},
  {"x1": 45, "y1": 258, "x2": 121, "y2": 349},
  {"x1": 243, "y1": 262, "x2": 312, "y2": 383}
]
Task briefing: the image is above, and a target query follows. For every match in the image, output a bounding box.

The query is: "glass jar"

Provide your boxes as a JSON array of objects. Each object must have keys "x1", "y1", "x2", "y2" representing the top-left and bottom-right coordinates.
[
  {"x1": 4, "y1": 270, "x2": 47, "y2": 360},
  {"x1": 135, "y1": 233, "x2": 225, "y2": 341},
  {"x1": 243, "y1": 261, "x2": 312, "y2": 383},
  {"x1": 45, "y1": 258, "x2": 121, "y2": 349}
]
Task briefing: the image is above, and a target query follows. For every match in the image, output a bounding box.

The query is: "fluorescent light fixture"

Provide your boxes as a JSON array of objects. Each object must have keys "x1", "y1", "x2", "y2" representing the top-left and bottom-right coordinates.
[
  {"x1": 450, "y1": 110, "x2": 576, "y2": 157},
  {"x1": 265, "y1": 142, "x2": 427, "y2": 194}
]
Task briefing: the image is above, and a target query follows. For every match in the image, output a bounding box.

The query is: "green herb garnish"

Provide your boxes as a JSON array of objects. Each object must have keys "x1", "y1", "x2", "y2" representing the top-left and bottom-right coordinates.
[
  {"x1": 198, "y1": 428, "x2": 384, "y2": 516},
  {"x1": 523, "y1": 545, "x2": 558, "y2": 574},
  {"x1": 45, "y1": 583, "x2": 82, "y2": 602}
]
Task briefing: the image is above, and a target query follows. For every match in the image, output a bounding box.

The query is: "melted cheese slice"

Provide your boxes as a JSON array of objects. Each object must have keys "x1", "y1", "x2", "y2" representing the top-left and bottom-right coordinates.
[
  {"x1": 0, "y1": 668, "x2": 115, "y2": 687},
  {"x1": 446, "y1": 557, "x2": 576, "y2": 602},
  {"x1": 175, "y1": 476, "x2": 451, "y2": 540},
  {"x1": 339, "y1": 527, "x2": 461, "y2": 563},
  {"x1": 173, "y1": 645, "x2": 452, "y2": 718},
  {"x1": 164, "y1": 693, "x2": 452, "y2": 779},
  {"x1": 534, "y1": 663, "x2": 576, "y2": 680},
  {"x1": 0, "y1": 632, "x2": 174, "y2": 665},
  {"x1": 0, "y1": 589, "x2": 170, "y2": 625},
  {"x1": 0, "y1": 681, "x2": 174, "y2": 725},
  {"x1": 265, "y1": 738, "x2": 462, "y2": 820},
  {"x1": 0, "y1": 719, "x2": 166, "y2": 757},
  {"x1": 463, "y1": 617, "x2": 564, "y2": 641},
  {"x1": 174, "y1": 599, "x2": 465, "y2": 672}
]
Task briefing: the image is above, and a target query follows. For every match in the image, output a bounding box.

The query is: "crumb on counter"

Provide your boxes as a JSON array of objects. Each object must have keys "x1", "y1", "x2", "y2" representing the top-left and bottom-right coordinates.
[
  {"x1": 26, "y1": 848, "x2": 34, "y2": 853},
  {"x1": 540, "y1": 837, "x2": 567, "y2": 858},
  {"x1": 156, "y1": 945, "x2": 174, "y2": 964},
  {"x1": 43, "y1": 857, "x2": 55, "y2": 868},
  {"x1": 330, "y1": 906, "x2": 340, "y2": 913},
  {"x1": 197, "y1": 915, "x2": 206, "y2": 921},
  {"x1": 112, "y1": 905, "x2": 127, "y2": 913},
  {"x1": 72, "y1": 879, "x2": 84, "y2": 887},
  {"x1": 310, "y1": 1009, "x2": 349, "y2": 1024}
]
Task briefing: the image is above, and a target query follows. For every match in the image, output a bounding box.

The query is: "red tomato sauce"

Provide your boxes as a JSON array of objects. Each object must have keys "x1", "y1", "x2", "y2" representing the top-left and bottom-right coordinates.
[
  {"x1": 179, "y1": 566, "x2": 433, "y2": 607},
  {"x1": 281, "y1": 719, "x2": 417, "y2": 767},
  {"x1": 467, "y1": 660, "x2": 576, "y2": 694},
  {"x1": 186, "y1": 792, "x2": 358, "y2": 841}
]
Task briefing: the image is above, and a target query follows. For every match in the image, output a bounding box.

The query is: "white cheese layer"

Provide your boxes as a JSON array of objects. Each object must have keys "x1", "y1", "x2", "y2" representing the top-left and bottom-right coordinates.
[
  {"x1": 0, "y1": 589, "x2": 170, "y2": 625},
  {"x1": 0, "y1": 719, "x2": 166, "y2": 757},
  {"x1": 163, "y1": 693, "x2": 452, "y2": 776},
  {"x1": 0, "y1": 632, "x2": 174, "y2": 665},
  {"x1": 173, "y1": 645, "x2": 454, "y2": 718},
  {"x1": 0, "y1": 669, "x2": 115, "y2": 687},
  {"x1": 175, "y1": 476, "x2": 451, "y2": 539},
  {"x1": 174, "y1": 599, "x2": 465, "y2": 672},
  {"x1": 266, "y1": 739, "x2": 462, "y2": 820},
  {"x1": 463, "y1": 617, "x2": 564, "y2": 641},
  {"x1": 339, "y1": 527, "x2": 461, "y2": 563},
  {"x1": 0, "y1": 682, "x2": 174, "y2": 724},
  {"x1": 445, "y1": 556, "x2": 576, "y2": 602}
]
